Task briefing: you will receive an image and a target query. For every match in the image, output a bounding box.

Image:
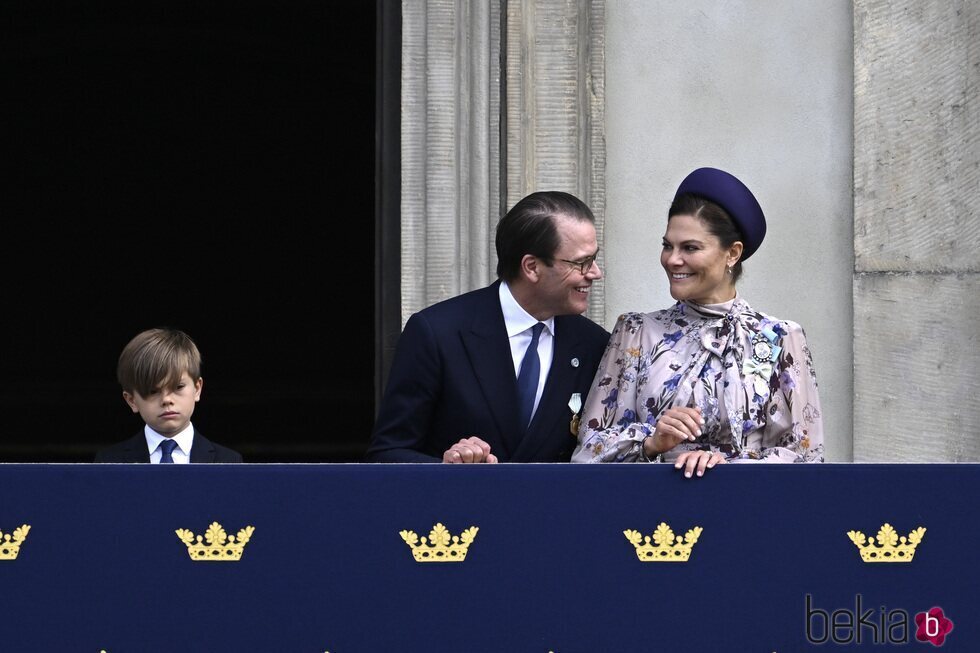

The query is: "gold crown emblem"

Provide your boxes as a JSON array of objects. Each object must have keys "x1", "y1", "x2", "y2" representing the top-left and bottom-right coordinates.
[
  {"x1": 399, "y1": 523, "x2": 478, "y2": 562},
  {"x1": 176, "y1": 522, "x2": 255, "y2": 561},
  {"x1": 847, "y1": 523, "x2": 925, "y2": 563},
  {"x1": 624, "y1": 523, "x2": 703, "y2": 562},
  {"x1": 0, "y1": 524, "x2": 30, "y2": 561}
]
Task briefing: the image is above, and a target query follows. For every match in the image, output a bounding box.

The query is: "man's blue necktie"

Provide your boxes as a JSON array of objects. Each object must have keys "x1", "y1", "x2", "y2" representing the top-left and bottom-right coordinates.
[
  {"x1": 159, "y1": 439, "x2": 177, "y2": 464},
  {"x1": 516, "y1": 322, "x2": 545, "y2": 432}
]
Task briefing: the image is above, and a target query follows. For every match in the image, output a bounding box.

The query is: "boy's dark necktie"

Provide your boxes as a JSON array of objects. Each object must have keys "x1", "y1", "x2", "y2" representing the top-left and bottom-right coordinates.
[
  {"x1": 516, "y1": 322, "x2": 545, "y2": 432},
  {"x1": 159, "y1": 439, "x2": 177, "y2": 464}
]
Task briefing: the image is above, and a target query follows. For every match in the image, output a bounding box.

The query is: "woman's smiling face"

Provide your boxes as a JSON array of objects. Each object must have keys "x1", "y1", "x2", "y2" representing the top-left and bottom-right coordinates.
[{"x1": 661, "y1": 213, "x2": 741, "y2": 305}]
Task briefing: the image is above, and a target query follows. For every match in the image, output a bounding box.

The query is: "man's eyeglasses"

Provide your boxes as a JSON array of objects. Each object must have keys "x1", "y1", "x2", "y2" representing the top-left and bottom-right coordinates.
[{"x1": 556, "y1": 249, "x2": 600, "y2": 275}]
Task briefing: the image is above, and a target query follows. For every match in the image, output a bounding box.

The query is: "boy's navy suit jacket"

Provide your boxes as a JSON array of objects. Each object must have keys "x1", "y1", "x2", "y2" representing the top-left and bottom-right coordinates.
[
  {"x1": 366, "y1": 281, "x2": 610, "y2": 463},
  {"x1": 94, "y1": 430, "x2": 243, "y2": 463}
]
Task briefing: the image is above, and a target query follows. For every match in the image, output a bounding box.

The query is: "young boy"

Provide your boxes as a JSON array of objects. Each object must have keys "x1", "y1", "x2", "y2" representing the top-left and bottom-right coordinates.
[{"x1": 94, "y1": 327, "x2": 243, "y2": 463}]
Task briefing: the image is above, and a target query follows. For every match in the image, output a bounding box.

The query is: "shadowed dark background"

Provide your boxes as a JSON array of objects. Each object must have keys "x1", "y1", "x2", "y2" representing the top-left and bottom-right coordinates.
[{"x1": 0, "y1": 2, "x2": 376, "y2": 461}]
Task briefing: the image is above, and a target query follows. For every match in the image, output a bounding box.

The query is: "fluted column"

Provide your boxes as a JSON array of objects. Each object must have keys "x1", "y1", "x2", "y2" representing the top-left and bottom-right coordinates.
[
  {"x1": 503, "y1": 0, "x2": 605, "y2": 324},
  {"x1": 401, "y1": 0, "x2": 605, "y2": 325},
  {"x1": 401, "y1": 0, "x2": 500, "y2": 323}
]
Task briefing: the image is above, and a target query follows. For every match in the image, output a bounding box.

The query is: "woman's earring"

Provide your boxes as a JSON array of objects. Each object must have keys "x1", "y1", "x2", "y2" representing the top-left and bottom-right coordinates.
[{"x1": 726, "y1": 266, "x2": 733, "y2": 275}]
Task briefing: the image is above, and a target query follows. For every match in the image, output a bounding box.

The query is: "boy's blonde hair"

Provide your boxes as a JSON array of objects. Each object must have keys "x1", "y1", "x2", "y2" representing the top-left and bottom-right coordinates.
[{"x1": 117, "y1": 328, "x2": 202, "y2": 396}]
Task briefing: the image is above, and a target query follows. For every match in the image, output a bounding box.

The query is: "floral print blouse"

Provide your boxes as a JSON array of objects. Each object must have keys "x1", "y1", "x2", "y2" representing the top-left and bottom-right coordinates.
[{"x1": 572, "y1": 296, "x2": 824, "y2": 463}]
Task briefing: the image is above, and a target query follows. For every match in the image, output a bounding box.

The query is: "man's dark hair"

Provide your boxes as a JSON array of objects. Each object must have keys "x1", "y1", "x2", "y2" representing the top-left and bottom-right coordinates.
[{"x1": 495, "y1": 191, "x2": 595, "y2": 281}]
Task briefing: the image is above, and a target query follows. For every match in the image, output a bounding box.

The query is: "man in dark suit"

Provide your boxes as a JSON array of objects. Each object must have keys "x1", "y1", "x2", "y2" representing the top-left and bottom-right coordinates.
[
  {"x1": 94, "y1": 327, "x2": 243, "y2": 464},
  {"x1": 366, "y1": 191, "x2": 610, "y2": 463}
]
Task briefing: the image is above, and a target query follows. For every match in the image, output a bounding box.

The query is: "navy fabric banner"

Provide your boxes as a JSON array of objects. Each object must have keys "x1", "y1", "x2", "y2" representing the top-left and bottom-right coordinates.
[{"x1": 0, "y1": 463, "x2": 975, "y2": 652}]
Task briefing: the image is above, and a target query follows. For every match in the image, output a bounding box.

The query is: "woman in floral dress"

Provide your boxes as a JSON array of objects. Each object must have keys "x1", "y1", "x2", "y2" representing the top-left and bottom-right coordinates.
[{"x1": 572, "y1": 167, "x2": 824, "y2": 477}]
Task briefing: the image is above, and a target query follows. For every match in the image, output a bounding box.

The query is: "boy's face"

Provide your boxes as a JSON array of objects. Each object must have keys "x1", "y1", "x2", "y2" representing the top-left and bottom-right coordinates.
[{"x1": 123, "y1": 372, "x2": 203, "y2": 437}]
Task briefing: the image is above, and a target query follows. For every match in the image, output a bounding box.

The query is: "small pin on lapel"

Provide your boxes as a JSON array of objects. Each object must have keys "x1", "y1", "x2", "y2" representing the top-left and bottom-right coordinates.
[{"x1": 571, "y1": 357, "x2": 580, "y2": 368}]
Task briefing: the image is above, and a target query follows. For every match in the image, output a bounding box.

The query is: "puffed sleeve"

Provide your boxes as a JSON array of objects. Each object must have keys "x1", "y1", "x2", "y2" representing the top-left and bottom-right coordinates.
[
  {"x1": 741, "y1": 321, "x2": 825, "y2": 462},
  {"x1": 571, "y1": 313, "x2": 655, "y2": 463}
]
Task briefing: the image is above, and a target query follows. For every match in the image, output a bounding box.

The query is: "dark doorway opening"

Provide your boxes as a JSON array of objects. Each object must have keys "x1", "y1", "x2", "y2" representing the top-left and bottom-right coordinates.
[{"x1": 0, "y1": 2, "x2": 376, "y2": 462}]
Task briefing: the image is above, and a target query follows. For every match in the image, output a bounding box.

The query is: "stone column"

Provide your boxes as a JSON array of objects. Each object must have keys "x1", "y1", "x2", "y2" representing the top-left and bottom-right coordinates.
[
  {"x1": 401, "y1": 0, "x2": 605, "y2": 325},
  {"x1": 503, "y1": 0, "x2": 606, "y2": 324},
  {"x1": 853, "y1": 0, "x2": 980, "y2": 460},
  {"x1": 401, "y1": 0, "x2": 501, "y2": 323}
]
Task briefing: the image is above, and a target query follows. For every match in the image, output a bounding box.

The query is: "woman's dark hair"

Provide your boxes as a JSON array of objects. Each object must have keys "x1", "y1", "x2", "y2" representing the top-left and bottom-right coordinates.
[
  {"x1": 495, "y1": 191, "x2": 595, "y2": 281},
  {"x1": 668, "y1": 193, "x2": 745, "y2": 283}
]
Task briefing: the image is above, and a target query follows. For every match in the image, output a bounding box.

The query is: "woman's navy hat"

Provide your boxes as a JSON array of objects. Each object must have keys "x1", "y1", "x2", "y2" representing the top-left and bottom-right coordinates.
[{"x1": 673, "y1": 167, "x2": 767, "y2": 260}]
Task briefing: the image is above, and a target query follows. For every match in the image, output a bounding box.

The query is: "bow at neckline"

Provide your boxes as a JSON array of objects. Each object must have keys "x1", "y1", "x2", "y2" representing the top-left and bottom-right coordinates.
[{"x1": 668, "y1": 297, "x2": 754, "y2": 454}]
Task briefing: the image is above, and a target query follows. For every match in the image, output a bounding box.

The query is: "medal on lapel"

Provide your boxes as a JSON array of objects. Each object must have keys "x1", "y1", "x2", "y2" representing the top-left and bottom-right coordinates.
[
  {"x1": 568, "y1": 392, "x2": 582, "y2": 435},
  {"x1": 743, "y1": 329, "x2": 781, "y2": 396}
]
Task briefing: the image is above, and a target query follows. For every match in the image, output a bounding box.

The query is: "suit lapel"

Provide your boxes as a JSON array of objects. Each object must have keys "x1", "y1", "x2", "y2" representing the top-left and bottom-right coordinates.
[
  {"x1": 189, "y1": 430, "x2": 216, "y2": 463},
  {"x1": 459, "y1": 286, "x2": 521, "y2": 458},
  {"x1": 512, "y1": 316, "x2": 581, "y2": 461},
  {"x1": 126, "y1": 432, "x2": 151, "y2": 463}
]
